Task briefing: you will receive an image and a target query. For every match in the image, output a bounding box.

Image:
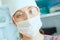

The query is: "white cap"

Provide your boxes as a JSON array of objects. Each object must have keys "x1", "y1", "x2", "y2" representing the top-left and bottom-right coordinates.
[{"x1": 5, "y1": 0, "x2": 37, "y2": 17}]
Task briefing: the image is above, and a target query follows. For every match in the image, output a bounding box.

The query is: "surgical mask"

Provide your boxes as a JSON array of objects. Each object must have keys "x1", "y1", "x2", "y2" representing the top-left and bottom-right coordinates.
[{"x1": 16, "y1": 15, "x2": 42, "y2": 37}]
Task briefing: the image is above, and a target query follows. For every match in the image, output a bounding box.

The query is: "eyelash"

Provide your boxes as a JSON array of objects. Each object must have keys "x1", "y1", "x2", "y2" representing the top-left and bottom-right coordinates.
[
  {"x1": 29, "y1": 8, "x2": 36, "y2": 14},
  {"x1": 29, "y1": 10, "x2": 32, "y2": 13},
  {"x1": 17, "y1": 13, "x2": 23, "y2": 18}
]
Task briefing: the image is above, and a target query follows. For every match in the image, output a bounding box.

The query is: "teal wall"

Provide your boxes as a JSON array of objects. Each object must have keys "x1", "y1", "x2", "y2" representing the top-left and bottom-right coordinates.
[
  {"x1": 36, "y1": 0, "x2": 60, "y2": 8},
  {"x1": 36, "y1": 0, "x2": 60, "y2": 14}
]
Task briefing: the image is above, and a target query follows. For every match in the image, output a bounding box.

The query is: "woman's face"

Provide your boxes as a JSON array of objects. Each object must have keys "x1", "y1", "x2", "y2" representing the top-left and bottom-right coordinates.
[{"x1": 13, "y1": 6, "x2": 39, "y2": 24}]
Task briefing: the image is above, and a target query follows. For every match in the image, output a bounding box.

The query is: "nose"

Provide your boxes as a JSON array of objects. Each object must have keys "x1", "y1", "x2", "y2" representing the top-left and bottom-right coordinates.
[
  {"x1": 26, "y1": 13, "x2": 30, "y2": 19},
  {"x1": 25, "y1": 11, "x2": 30, "y2": 19}
]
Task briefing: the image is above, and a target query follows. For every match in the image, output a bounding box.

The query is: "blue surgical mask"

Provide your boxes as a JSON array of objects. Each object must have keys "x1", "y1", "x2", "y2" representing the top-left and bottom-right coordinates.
[
  {"x1": 0, "y1": 5, "x2": 20, "y2": 40},
  {"x1": 0, "y1": 16, "x2": 6, "y2": 23},
  {"x1": 0, "y1": 6, "x2": 10, "y2": 27}
]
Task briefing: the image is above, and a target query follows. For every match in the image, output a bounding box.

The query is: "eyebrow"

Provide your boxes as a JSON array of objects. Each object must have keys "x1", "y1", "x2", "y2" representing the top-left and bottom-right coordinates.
[
  {"x1": 28, "y1": 6, "x2": 38, "y2": 11},
  {"x1": 13, "y1": 10, "x2": 22, "y2": 17},
  {"x1": 28, "y1": 6, "x2": 33, "y2": 9}
]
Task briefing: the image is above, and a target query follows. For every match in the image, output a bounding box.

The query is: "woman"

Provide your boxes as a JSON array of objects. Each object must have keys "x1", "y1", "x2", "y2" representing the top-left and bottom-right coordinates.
[{"x1": 3, "y1": 0, "x2": 60, "y2": 40}]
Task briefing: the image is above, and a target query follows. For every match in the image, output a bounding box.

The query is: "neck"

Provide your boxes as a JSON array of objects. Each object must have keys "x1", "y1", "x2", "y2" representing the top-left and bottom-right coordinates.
[{"x1": 23, "y1": 32, "x2": 44, "y2": 40}]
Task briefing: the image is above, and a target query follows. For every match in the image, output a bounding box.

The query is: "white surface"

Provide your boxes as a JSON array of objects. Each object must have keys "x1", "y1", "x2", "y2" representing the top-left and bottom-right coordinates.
[
  {"x1": 41, "y1": 12, "x2": 60, "y2": 18},
  {"x1": 41, "y1": 12, "x2": 60, "y2": 35},
  {"x1": 50, "y1": 4, "x2": 60, "y2": 13},
  {"x1": 0, "y1": 0, "x2": 2, "y2": 6}
]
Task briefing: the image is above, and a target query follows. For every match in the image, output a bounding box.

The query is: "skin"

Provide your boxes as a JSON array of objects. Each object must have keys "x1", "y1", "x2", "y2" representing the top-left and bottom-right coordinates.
[{"x1": 13, "y1": 6, "x2": 44, "y2": 40}]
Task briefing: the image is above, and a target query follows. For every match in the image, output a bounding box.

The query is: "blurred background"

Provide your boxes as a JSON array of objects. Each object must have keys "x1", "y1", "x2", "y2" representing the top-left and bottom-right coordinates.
[{"x1": 35, "y1": 0, "x2": 60, "y2": 36}]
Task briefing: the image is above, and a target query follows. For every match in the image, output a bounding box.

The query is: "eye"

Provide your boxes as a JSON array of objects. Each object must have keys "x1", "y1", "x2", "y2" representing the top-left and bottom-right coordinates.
[
  {"x1": 29, "y1": 8, "x2": 36, "y2": 14},
  {"x1": 16, "y1": 12, "x2": 23, "y2": 18}
]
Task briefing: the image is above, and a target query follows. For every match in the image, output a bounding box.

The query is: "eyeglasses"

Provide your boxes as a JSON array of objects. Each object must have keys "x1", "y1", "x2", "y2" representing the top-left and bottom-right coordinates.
[
  {"x1": 14, "y1": 6, "x2": 40, "y2": 18},
  {"x1": 13, "y1": 6, "x2": 40, "y2": 22}
]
